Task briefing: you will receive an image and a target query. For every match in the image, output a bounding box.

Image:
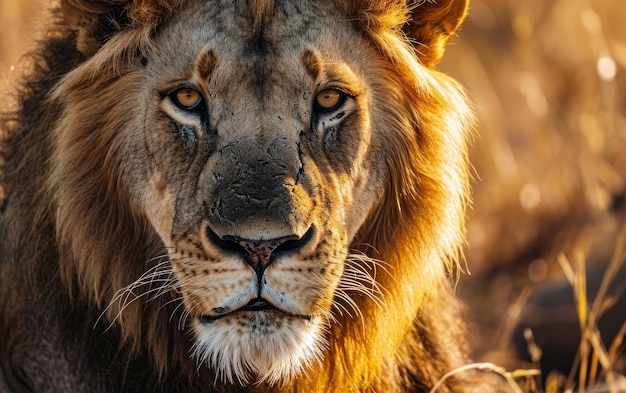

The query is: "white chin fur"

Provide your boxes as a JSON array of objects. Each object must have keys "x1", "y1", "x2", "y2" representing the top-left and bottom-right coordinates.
[{"x1": 191, "y1": 312, "x2": 326, "y2": 386}]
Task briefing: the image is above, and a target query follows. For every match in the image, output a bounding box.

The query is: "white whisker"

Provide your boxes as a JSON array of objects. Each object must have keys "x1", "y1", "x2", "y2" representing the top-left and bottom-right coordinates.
[
  {"x1": 331, "y1": 250, "x2": 390, "y2": 325},
  {"x1": 95, "y1": 254, "x2": 177, "y2": 331}
]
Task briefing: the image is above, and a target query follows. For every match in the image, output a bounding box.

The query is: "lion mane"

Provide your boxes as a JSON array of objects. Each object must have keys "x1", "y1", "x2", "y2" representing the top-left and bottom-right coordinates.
[{"x1": 0, "y1": 0, "x2": 481, "y2": 392}]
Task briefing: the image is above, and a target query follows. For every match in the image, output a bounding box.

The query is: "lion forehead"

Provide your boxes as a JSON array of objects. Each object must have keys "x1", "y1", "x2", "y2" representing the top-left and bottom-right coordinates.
[{"x1": 152, "y1": 2, "x2": 359, "y2": 83}]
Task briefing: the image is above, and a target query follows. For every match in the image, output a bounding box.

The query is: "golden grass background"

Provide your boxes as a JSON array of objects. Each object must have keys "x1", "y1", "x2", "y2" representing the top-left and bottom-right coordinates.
[{"x1": 2, "y1": 0, "x2": 625, "y2": 390}]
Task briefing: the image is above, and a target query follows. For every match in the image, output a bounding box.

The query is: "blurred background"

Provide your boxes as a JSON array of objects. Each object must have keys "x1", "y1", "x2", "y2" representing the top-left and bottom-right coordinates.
[
  {"x1": 439, "y1": 0, "x2": 626, "y2": 385},
  {"x1": 2, "y1": 0, "x2": 625, "y2": 390}
]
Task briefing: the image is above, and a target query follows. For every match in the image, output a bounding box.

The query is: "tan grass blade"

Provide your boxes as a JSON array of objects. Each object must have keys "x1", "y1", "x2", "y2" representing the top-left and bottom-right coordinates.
[{"x1": 427, "y1": 362, "x2": 540, "y2": 393}]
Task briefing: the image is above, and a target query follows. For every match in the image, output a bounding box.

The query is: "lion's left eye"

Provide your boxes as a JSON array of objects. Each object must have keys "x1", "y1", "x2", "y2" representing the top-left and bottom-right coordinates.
[
  {"x1": 171, "y1": 88, "x2": 204, "y2": 111},
  {"x1": 313, "y1": 89, "x2": 344, "y2": 112}
]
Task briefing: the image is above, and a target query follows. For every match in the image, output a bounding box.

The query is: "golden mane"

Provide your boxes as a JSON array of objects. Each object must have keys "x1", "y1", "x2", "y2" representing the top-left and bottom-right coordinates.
[{"x1": 1, "y1": 1, "x2": 476, "y2": 392}]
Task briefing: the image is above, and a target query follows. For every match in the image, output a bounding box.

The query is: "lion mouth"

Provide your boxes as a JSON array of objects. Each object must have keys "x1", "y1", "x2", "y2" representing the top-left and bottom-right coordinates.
[
  {"x1": 243, "y1": 298, "x2": 278, "y2": 312},
  {"x1": 198, "y1": 298, "x2": 311, "y2": 324}
]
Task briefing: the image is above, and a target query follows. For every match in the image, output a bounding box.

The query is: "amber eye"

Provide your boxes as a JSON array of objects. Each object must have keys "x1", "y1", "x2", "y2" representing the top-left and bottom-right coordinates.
[
  {"x1": 314, "y1": 89, "x2": 343, "y2": 112},
  {"x1": 172, "y1": 88, "x2": 204, "y2": 111}
]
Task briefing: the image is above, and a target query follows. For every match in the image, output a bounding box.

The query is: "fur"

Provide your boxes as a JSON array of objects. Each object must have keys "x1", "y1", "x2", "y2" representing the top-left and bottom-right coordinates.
[{"x1": 0, "y1": 1, "x2": 483, "y2": 392}]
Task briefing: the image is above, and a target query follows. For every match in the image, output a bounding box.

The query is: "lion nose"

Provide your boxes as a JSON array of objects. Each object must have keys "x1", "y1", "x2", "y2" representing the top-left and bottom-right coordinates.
[{"x1": 206, "y1": 226, "x2": 314, "y2": 274}]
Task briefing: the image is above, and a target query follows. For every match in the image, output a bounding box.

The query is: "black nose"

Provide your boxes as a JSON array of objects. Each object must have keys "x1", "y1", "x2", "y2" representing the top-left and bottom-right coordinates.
[{"x1": 206, "y1": 226, "x2": 314, "y2": 273}]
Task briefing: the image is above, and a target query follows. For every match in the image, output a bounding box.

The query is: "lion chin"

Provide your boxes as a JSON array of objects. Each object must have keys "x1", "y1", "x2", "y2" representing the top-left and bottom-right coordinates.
[
  {"x1": 0, "y1": 0, "x2": 483, "y2": 391},
  {"x1": 191, "y1": 311, "x2": 324, "y2": 386}
]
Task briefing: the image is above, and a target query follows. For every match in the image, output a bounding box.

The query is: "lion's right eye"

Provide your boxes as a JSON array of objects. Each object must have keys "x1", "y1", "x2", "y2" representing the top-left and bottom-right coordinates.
[{"x1": 171, "y1": 88, "x2": 204, "y2": 111}]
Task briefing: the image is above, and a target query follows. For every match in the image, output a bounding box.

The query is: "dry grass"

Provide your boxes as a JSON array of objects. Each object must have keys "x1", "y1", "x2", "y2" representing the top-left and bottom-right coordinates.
[
  {"x1": 430, "y1": 229, "x2": 626, "y2": 392},
  {"x1": 428, "y1": 362, "x2": 540, "y2": 393},
  {"x1": 1, "y1": 0, "x2": 625, "y2": 392},
  {"x1": 553, "y1": 232, "x2": 626, "y2": 393}
]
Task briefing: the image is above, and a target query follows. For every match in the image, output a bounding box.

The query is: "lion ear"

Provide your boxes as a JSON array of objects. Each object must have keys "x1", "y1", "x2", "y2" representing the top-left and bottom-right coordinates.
[
  {"x1": 60, "y1": 0, "x2": 134, "y2": 56},
  {"x1": 60, "y1": 0, "x2": 175, "y2": 57},
  {"x1": 403, "y1": 0, "x2": 469, "y2": 67}
]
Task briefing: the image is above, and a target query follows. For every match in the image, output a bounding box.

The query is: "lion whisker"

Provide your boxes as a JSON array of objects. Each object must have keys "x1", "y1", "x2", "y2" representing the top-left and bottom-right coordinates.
[
  {"x1": 332, "y1": 289, "x2": 362, "y2": 321},
  {"x1": 329, "y1": 252, "x2": 390, "y2": 326},
  {"x1": 172, "y1": 301, "x2": 190, "y2": 330},
  {"x1": 316, "y1": 305, "x2": 337, "y2": 330},
  {"x1": 104, "y1": 281, "x2": 176, "y2": 332},
  {"x1": 339, "y1": 273, "x2": 386, "y2": 301},
  {"x1": 347, "y1": 250, "x2": 392, "y2": 274},
  {"x1": 177, "y1": 309, "x2": 189, "y2": 331},
  {"x1": 96, "y1": 258, "x2": 176, "y2": 330}
]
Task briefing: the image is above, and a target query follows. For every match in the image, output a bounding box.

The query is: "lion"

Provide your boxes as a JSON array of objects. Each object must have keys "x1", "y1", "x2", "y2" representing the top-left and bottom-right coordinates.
[{"x1": 0, "y1": 0, "x2": 479, "y2": 391}]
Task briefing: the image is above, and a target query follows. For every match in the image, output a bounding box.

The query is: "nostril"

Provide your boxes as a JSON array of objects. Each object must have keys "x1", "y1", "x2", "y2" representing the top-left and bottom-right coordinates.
[
  {"x1": 206, "y1": 226, "x2": 247, "y2": 255},
  {"x1": 273, "y1": 226, "x2": 314, "y2": 255},
  {"x1": 205, "y1": 225, "x2": 315, "y2": 271}
]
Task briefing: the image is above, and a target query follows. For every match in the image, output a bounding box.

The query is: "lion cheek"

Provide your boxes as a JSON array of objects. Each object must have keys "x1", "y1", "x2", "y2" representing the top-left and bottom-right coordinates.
[
  {"x1": 328, "y1": 168, "x2": 380, "y2": 243},
  {"x1": 141, "y1": 175, "x2": 176, "y2": 242}
]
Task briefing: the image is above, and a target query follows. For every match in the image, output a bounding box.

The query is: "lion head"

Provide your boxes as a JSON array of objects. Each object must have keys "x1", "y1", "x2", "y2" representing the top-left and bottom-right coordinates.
[{"x1": 2, "y1": 0, "x2": 474, "y2": 391}]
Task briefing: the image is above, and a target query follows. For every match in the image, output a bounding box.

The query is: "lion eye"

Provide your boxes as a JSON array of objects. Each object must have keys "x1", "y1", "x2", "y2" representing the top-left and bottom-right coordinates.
[
  {"x1": 314, "y1": 89, "x2": 343, "y2": 112},
  {"x1": 172, "y1": 88, "x2": 204, "y2": 111}
]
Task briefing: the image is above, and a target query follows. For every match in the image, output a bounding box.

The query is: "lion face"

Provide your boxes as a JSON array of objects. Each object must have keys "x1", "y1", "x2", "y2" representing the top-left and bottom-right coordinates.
[
  {"x1": 47, "y1": 0, "x2": 471, "y2": 389},
  {"x1": 132, "y1": 3, "x2": 382, "y2": 384}
]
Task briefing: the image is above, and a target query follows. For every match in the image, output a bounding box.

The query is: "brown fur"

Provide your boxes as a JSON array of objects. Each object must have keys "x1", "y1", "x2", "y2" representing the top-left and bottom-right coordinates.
[{"x1": 0, "y1": 1, "x2": 483, "y2": 392}]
